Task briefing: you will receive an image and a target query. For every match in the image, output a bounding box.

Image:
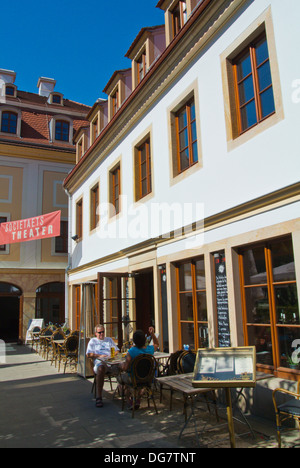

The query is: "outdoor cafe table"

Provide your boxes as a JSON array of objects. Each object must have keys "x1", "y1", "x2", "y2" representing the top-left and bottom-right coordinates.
[
  {"x1": 155, "y1": 371, "x2": 274, "y2": 447},
  {"x1": 104, "y1": 351, "x2": 170, "y2": 368},
  {"x1": 155, "y1": 372, "x2": 217, "y2": 419}
]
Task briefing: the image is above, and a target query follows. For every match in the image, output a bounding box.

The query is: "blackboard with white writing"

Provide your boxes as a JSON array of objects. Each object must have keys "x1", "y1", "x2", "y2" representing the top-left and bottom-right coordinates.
[{"x1": 214, "y1": 253, "x2": 231, "y2": 348}]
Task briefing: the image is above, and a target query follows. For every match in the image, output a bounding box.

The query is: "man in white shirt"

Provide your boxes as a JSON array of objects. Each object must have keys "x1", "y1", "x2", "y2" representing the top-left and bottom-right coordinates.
[{"x1": 86, "y1": 325, "x2": 119, "y2": 408}]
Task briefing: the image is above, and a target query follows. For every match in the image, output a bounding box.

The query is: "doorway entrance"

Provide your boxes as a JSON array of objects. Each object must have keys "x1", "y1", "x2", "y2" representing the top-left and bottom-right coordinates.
[
  {"x1": 97, "y1": 269, "x2": 155, "y2": 349},
  {"x1": 135, "y1": 269, "x2": 155, "y2": 332},
  {"x1": 0, "y1": 283, "x2": 22, "y2": 343}
]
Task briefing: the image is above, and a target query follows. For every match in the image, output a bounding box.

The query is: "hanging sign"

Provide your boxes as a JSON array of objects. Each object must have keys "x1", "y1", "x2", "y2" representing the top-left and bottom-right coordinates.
[{"x1": 0, "y1": 211, "x2": 61, "y2": 245}]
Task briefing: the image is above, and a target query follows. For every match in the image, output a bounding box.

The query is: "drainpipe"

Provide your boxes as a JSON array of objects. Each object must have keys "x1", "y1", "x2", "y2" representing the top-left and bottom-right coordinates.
[{"x1": 64, "y1": 186, "x2": 72, "y2": 326}]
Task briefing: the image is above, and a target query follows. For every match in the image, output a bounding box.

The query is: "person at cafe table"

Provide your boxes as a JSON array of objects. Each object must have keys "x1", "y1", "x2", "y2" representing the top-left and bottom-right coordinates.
[
  {"x1": 86, "y1": 325, "x2": 119, "y2": 408},
  {"x1": 117, "y1": 327, "x2": 159, "y2": 409}
]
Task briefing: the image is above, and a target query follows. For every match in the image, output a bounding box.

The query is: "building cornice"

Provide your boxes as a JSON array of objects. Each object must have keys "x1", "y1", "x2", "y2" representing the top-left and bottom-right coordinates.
[
  {"x1": 67, "y1": 182, "x2": 300, "y2": 276},
  {"x1": 0, "y1": 140, "x2": 75, "y2": 164}
]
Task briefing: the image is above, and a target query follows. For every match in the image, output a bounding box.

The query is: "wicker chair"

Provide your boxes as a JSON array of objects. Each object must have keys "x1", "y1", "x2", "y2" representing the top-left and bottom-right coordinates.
[
  {"x1": 29, "y1": 326, "x2": 41, "y2": 353},
  {"x1": 273, "y1": 382, "x2": 300, "y2": 448},
  {"x1": 50, "y1": 329, "x2": 66, "y2": 367},
  {"x1": 158, "y1": 350, "x2": 184, "y2": 405},
  {"x1": 178, "y1": 350, "x2": 218, "y2": 421},
  {"x1": 121, "y1": 354, "x2": 158, "y2": 418},
  {"x1": 58, "y1": 335, "x2": 79, "y2": 373},
  {"x1": 177, "y1": 350, "x2": 197, "y2": 374},
  {"x1": 39, "y1": 327, "x2": 54, "y2": 359}
]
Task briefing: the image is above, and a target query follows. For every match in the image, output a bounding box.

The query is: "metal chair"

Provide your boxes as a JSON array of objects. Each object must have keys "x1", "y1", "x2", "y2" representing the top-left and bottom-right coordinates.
[
  {"x1": 273, "y1": 382, "x2": 300, "y2": 448},
  {"x1": 121, "y1": 354, "x2": 158, "y2": 418}
]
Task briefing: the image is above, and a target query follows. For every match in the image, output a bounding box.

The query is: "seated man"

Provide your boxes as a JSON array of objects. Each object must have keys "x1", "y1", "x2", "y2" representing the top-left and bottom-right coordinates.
[
  {"x1": 118, "y1": 327, "x2": 159, "y2": 409},
  {"x1": 86, "y1": 325, "x2": 119, "y2": 408}
]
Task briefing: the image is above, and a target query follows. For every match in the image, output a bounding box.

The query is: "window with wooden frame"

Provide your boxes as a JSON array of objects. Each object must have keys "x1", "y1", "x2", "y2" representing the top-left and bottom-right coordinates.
[
  {"x1": 55, "y1": 220, "x2": 68, "y2": 254},
  {"x1": 175, "y1": 97, "x2": 198, "y2": 174},
  {"x1": 239, "y1": 236, "x2": 299, "y2": 379},
  {"x1": 91, "y1": 115, "x2": 99, "y2": 144},
  {"x1": 0, "y1": 216, "x2": 7, "y2": 251},
  {"x1": 171, "y1": 0, "x2": 188, "y2": 39},
  {"x1": 55, "y1": 120, "x2": 70, "y2": 142},
  {"x1": 74, "y1": 285, "x2": 81, "y2": 331},
  {"x1": 111, "y1": 88, "x2": 119, "y2": 117},
  {"x1": 110, "y1": 165, "x2": 121, "y2": 216},
  {"x1": 176, "y1": 258, "x2": 209, "y2": 350},
  {"x1": 1, "y1": 111, "x2": 17, "y2": 134},
  {"x1": 232, "y1": 32, "x2": 275, "y2": 135},
  {"x1": 90, "y1": 183, "x2": 100, "y2": 231},
  {"x1": 76, "y1": 198, "x2": 83, "y2": 240},
  {"x1": 136, "y1": 137, "x2": 152, "y2": 201},
  {"x1": 52, "y1": 94, "x2": 62, "y2": 105},
  {"x1": 5, "y1": 86, "x2": 15, "y2": 97},
  {"x1": 77, "y1": 139, "x2": 84, "y2": 160},
  {"x1": 136, "y1": 50, "x2": 147, "y2": 85}
]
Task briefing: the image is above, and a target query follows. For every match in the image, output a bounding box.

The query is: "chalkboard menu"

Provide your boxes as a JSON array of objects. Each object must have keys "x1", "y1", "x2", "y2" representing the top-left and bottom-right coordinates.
[{"x1": 214, "y1": 252, "x2": 231, "y2": 347}]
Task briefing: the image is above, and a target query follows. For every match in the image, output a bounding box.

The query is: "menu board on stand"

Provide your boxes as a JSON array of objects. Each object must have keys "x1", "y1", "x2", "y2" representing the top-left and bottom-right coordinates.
[{"x1": 214, "y1": 251, "x2": 231, "y2": 348}]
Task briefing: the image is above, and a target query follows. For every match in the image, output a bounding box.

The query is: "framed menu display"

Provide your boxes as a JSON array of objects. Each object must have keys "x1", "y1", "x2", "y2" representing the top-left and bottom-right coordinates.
[{"x1": 192, "y1": 347, "x2": 256, "y2": 388}]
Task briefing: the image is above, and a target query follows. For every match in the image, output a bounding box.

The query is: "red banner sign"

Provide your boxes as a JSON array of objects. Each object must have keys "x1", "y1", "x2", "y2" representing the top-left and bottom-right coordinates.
[{"x1": 0, "y1": 211, "x2": 61, "y2": 245}]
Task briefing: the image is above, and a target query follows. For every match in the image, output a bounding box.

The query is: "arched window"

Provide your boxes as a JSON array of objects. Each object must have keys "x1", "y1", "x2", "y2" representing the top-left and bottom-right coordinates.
[
  {"x1": 0, "y1": 282, "x2": 22, "y2": 295},
  {"x1": 55, "y1": 120, "x2": 70, "y2": 142},
  {"x1": 36, "y1": 282, "x2": 65, "y2": 325},
  {"x1": 1, "y1": 111, "x2": 18, "y2": 134}
]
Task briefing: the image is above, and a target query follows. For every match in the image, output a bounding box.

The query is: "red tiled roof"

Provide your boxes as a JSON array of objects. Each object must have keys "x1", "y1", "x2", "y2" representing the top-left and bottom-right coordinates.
[{"x1": 0, "y1": 90, "x2": 91, "y2": 150}]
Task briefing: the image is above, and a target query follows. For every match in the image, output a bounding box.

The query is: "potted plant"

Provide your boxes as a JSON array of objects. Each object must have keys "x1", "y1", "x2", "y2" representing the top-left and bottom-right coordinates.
[{"x1": 286, "y1": 355, "x2": 299, "y2": 370}]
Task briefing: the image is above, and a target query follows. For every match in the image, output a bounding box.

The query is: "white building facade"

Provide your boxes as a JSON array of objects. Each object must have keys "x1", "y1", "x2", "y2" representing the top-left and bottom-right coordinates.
[{"x1": 64, "y1": 0, "x2": 300, "y2": 389}]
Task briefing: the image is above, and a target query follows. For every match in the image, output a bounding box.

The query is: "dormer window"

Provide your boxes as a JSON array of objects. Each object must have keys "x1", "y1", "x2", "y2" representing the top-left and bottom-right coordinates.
[
  {"x1": 103, "y1": 69, "x2": 132, "y2": 121},
  {"x1": 137, "y1": 50, "x2": 147, "y2": 84},
  {"x1": 126, "y1": 26, "x2": 166, "y2": 90},
  {"x1": 158, "y1": 0, "x2": 197, "y2": 46},
  {"x1": 5, "y1": 86, "x2": 15, "y2": 97},
  {"x1": 171, "y1": 0, "x2": 187, "y2": 38},
  {"x1": 49, "y1": 115, "x2": 72, "y2": 144},
  {"x1": 1, "y1": 111, "x2": 18, "y2": 134},
  {"x1": 48, "y1": 92, "x2": 64, "y2": 106},
  {"x1": 52, "y1": 94, "x2": 62, "y2": 104},
  {"x1": 74, "y1": 126, "x2": 89, "y2": 162},
  {"x1": 91, "y1": 115, "x2": 99, "y2": 143},
  {"x1": 112, "y1": 88, "x2": 119, "y2": 117},
  {"x1": 55, "y1": 120, "x2": 70, "y2": 141},
  {"x1": 2, "y1": 84, "x2": 17, "y2": 98}
]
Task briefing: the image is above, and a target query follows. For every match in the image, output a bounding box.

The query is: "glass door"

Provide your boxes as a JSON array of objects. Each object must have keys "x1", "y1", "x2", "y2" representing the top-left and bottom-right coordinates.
[
  {"x1": 98, "y1": 273, "x2": 136, "y2": 350},
  {"x1": 176, "y1": 258, "x2": 209, "y2": 350}
]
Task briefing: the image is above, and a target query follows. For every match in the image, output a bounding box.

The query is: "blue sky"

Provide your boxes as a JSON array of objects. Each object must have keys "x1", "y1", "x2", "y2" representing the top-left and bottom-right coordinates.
[{"x1": 1, "y1": 0, "x2": 164, "y2": 106}]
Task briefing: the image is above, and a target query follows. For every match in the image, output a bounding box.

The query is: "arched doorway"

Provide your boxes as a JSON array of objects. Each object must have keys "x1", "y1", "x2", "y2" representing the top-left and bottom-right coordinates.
[
  {"x1": 0, "y1": 283, "x2": 23, "y2": 343},
  {"x1": 36, "y1": 282, "x2": 65, "y2": 326}
]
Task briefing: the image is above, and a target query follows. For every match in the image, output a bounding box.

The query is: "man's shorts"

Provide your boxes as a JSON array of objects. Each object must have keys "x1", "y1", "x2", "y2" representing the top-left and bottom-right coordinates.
[{"x1": 93, "y1": 359, "x2": 120, "y2": 376}]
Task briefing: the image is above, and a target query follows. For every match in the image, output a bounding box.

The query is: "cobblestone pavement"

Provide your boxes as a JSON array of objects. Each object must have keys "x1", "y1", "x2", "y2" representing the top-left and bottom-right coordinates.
[{"x1": 0, "y1": 344, "x2": 299, "y2": 449}]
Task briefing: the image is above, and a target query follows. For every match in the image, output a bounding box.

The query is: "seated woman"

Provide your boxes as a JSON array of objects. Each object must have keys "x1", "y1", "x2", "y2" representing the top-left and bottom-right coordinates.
[{"x1": 118, "y1": 327, "x2": 159, "y2": 409}]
